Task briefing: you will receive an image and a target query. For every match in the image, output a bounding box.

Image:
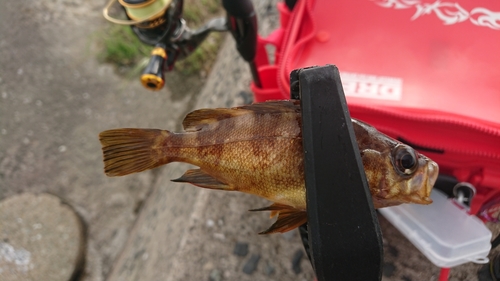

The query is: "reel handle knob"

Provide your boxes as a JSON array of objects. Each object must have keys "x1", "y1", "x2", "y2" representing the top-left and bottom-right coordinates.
[{"x1": 141, "y1": 44, "x2": 167, "y2": 91}]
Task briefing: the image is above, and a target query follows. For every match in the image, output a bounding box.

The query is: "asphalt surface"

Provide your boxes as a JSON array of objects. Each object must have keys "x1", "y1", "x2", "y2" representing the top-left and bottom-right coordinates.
[{"x1": 1, "y1": 1, "x2": 499, "y2": 281}]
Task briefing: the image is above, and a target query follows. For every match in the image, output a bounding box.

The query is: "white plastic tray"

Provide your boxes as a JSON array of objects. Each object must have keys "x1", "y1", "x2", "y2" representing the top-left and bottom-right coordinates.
[{"x1": 379, "y1": 189, "x2": 492, "y2": 268}]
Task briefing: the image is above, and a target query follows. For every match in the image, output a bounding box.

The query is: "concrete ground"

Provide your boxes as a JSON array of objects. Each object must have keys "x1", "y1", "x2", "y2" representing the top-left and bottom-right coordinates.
[{"x1": 0, "y1": 0, "x2": 498, "y2": 281}]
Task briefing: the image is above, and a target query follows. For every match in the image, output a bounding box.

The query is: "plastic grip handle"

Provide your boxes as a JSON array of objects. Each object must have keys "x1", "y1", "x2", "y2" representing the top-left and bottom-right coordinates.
[
  {"x1": 222, "y1": 0, "x2": 257, "y2": 62},
  {"x1": 140, "y1": 46, "x2": 167, "y2": 91},
  {"x1": 222, "y1": 0, "x2": 255, "y2": 18}
]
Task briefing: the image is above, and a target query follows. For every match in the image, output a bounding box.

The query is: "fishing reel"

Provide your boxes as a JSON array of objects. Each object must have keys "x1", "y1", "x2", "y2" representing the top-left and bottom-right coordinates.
[
  {"x1": 103, "y1": 0, "x2": 225, "y2": 90},
  {"x1": 103, "y1": 0, "x2": 259, "y2": 91}
]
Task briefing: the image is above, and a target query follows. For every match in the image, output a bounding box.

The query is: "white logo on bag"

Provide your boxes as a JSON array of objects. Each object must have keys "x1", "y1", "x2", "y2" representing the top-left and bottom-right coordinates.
[
  {"x1": 374, "y1": 0, "x2": 421, "y2": 9},
  {"x1": 470, "y1": 8, "x2": 500, "y2": 30},
  {"x1": 372, "y1": 0, "x2": 500, "y2": 30},
  {"x1": 341, "y1": 72, "x2": 403, "y2": 101}
]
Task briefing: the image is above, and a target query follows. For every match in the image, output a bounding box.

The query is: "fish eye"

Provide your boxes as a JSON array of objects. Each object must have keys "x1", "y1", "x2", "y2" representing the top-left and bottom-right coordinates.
[{"x1": 391, "y1": 145, "x2": 418, "y2": 175}]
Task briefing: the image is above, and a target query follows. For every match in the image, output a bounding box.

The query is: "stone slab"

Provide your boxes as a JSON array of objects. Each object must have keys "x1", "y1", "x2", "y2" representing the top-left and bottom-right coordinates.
[{"x1": 0, "y1": 193, "x2": 85, "y2": 281}]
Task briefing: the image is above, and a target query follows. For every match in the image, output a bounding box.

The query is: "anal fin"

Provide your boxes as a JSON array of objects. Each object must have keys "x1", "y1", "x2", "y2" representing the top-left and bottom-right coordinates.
[
  {"x1": 250, "y1": 203, "x2": 307, "y2": 234},
  {"x1": 172, "y1": 169, "x2": 232, "y2": 190},
  {"x1": 250, "y1": 203, "x2": 289, "y2": 218}
]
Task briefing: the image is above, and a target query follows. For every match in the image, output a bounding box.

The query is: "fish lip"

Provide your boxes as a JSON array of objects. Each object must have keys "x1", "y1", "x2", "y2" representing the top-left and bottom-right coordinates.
[
  {"x1": 405, "y1": 159, "x2": 438, "y2": 205},
  {"x1": 416, "y1": 160, "x2": 439, "y2": 205},
  {"x1": 426, "y1": 161, "x2": 439, "y2": 189},
  {"x1": 419, "y1": 154, "x2": 438, "y2": 182}
]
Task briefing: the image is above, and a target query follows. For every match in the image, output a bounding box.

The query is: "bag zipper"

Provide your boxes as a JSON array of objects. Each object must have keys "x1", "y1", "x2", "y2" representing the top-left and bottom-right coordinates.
[{"x1": 351, "y1": 104, "x2": 500, "y2": 160}]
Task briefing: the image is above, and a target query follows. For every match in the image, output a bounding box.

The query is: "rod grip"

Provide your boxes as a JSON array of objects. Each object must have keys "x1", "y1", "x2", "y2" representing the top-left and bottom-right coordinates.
[
  {"x1": 222, "y1": 0, "x2": 257, "y2": 62},
  {"x1": 222, "y1": 0, "x2": 255, "y2": 18}
]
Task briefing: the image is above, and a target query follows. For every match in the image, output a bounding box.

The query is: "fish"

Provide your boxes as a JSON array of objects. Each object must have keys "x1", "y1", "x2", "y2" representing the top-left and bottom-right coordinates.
[{"x1": 99, "y1": 100, "x2": 439, "y2": 234}]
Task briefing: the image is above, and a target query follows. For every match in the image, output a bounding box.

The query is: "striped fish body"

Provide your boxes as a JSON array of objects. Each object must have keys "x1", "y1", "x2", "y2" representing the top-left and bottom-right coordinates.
[
  {"x1": 99, "y1": 100, "x2": 438, "y2": 234},
  {"x1": 159, "y1": 100, "x2": 305, "y2": 210}
]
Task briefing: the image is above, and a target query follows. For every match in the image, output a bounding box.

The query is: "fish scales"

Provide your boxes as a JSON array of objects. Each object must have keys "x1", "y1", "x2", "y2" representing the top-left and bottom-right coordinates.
[
  {"x1": 161, "y1": 106, "x2": 306, "y2": 209},
  {"x1": 99, "y1": 100, "x2": 438, "y2": 234}
]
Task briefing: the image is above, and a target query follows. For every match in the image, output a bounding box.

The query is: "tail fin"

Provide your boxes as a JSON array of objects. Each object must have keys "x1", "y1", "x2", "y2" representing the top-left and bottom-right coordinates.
[{"x1": 99, "y1": 128, "x2": 170, "y2": 177}]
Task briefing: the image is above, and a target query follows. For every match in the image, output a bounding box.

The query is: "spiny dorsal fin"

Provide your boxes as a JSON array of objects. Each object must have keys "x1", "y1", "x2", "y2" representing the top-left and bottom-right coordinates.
[
  {"x1": 182, "y1": 100, "x2": 300, "y2": 132},
  {"x1": 171, "y1": 169, "x2": 232, "y2": 190},
  {"x1": 250, "y1": 203, "x2": 307, "y2": 234},
  {"x1": 238, "y1": 100, "x2": 300, "y2": 114},
  {"x1": 182, "y1": 109, "x2": 248, "y2": 132}
]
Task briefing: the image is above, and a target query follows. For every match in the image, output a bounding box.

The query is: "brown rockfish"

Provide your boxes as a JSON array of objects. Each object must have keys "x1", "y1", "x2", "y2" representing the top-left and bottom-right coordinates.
[{"x1": 99, "y1": 100, "x2": 438, "y2": 234}]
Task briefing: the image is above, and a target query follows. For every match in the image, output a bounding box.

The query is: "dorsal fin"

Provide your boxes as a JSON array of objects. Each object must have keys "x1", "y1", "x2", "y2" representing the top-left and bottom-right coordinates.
[
  {"x1": 182, "y1": 100, "x2": 300, "y2": 132},
  {"x1": 238, "y1": 100, "x2": 300, "y2": 114},
  {"x1": 182, "y1": 108, "x2": 248, "y2": 132}
]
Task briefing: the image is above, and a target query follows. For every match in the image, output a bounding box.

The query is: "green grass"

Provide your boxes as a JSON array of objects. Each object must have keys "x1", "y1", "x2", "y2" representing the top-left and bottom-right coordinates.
[
  {"x1": 175, "y1": 0, "x2": 225, "y2": 75},
  {"x1": 99, "y1": 0, "x2": 224, "y2": 77},
  {"x1": 99, "y1": 25, "x2": 152, "y2": 68},
  {"x1": 184, "y1": 0, "x2": 220, "y2": 25},
  {"x1": 175, "y1": 32, "x2": 224, "y2": 76}
]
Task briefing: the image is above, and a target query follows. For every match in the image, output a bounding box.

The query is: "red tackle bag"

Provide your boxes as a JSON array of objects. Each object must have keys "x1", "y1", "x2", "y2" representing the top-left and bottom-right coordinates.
[{"x1": 251, "y1": 0, "x2": 500, "y2": 215}]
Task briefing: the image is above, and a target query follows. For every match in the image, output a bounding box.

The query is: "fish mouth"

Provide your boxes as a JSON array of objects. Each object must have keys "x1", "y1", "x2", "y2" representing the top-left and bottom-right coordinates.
[
  {"x1": 405, "y1": 159, "x2": 438, "y2": 205},
  {"x1": 409, "y1": 194, "x2": 433, "y2": 205},
  {"x1": 427, "y1": 161, "x2": 439, "y2": 187},
  {"x1": 416, "y1": 160, "x2": 439, "y2": 204}
]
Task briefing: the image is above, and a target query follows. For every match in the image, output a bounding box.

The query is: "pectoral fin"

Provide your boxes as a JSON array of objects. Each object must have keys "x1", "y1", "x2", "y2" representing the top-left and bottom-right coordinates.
[
  {"x1": 250, "y1": 203, "x2": 307, "y2": 234},
  {"x1": 172, "y1": 169, "x2": 232, "y2": 190}
]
